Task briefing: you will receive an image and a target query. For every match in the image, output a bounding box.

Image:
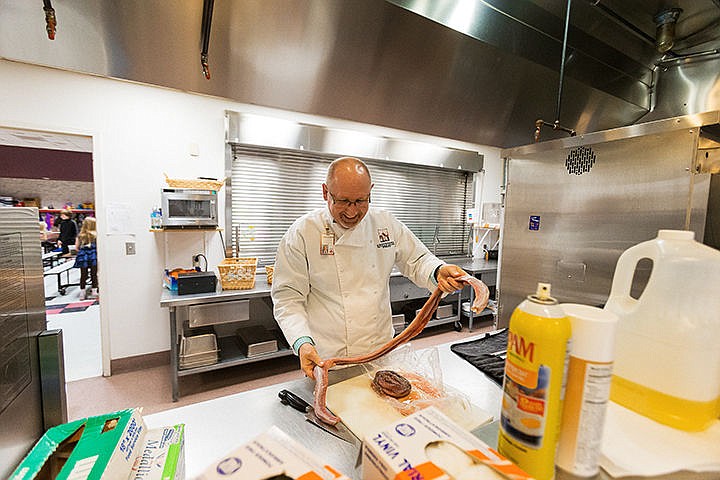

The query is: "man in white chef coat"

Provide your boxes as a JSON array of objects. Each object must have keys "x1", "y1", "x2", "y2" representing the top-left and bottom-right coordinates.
[{"x1": 271, "y1": 157, "x2": 470, "y2": 377}]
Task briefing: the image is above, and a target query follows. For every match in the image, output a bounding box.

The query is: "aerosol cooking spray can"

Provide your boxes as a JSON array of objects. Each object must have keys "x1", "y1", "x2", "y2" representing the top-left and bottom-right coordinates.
[
  {"x1": 555, "y1": 303, "x2": 618, "y2": 477},
  {"x1": 498, "y1": 283, "x2": 571, "y2": 480}
]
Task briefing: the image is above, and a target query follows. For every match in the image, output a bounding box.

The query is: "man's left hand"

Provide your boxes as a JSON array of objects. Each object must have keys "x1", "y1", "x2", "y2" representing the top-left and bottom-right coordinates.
[{"x1": 436, "y1": 264, "x2": 468, "y2": 293}]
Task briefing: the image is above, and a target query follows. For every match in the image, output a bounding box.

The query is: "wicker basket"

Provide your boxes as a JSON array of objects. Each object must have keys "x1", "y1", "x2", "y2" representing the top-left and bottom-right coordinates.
[
  {"x1": 265, "y1": 265, "x2": 274, "y2": 285},
  {"x1": 164, "y1": 173, "x2": 225, "y2": 191},
  {"x1": 218, "y1": 257, "x2": 257, "y2": 290}
]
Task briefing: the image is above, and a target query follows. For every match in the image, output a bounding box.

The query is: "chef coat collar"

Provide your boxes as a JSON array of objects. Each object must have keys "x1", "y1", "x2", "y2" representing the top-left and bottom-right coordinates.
[{"x1": 323, "y1": 208, "x2": 371, "y2": 247}]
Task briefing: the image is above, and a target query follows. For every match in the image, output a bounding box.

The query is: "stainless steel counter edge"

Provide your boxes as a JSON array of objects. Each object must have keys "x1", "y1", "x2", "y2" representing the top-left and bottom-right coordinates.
[
  {"x1": 161, "y1": 258, "x2": 498, "y2": 307},
  {"x1": 390, "y1": 256, "x2": 497, "y2": 277}
]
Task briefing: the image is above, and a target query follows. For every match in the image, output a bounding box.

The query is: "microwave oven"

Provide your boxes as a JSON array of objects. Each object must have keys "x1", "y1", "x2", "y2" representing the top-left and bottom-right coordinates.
[{"x1": 161, "y1": 188, "x2": 218, "y2": 228}]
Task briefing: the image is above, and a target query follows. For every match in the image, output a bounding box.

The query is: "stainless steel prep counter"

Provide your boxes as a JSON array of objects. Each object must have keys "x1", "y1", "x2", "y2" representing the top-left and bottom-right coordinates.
[
  {"x1": 161, "y1": 273, "x2": 289, "y2": 402},
  {"x1": 145, "y1": 331, "x2": 503, "y2": 479},
  {"x1": 144, "y1": 331, "x2": 713, "y2": 480}
]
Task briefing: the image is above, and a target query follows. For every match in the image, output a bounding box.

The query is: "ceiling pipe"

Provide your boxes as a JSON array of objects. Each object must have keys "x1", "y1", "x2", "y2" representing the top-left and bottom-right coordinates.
[
  {"x1": 200, "y1": 0, "x2": 214, "y2": 80},
  {"x1": 654, "y1": 8, "x2": 682, "y2": 53},
  {"x1": 42, "y1": 0, "x2": 56, "y2": 40},
  {"x1": 656, "y1": 48, "x2": 720, "y2": 66},
  {"x1": 534, "y1": 0, "x2": 577, "y2": 142}
]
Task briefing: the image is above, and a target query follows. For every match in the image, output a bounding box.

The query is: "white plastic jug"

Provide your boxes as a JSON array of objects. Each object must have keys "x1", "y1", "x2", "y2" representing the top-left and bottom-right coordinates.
[{"x1": 604, "y1": 230, "x2": 720, "y2": 431}]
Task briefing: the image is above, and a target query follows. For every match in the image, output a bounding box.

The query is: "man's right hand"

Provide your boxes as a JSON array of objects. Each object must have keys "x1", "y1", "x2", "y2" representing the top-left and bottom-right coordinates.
[{"x1": 298, "y1": 343, "x2": 324, "y2": 379}]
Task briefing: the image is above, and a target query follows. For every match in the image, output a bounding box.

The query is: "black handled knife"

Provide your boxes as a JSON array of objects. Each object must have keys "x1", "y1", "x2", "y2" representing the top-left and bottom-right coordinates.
[{"x1": 278, "y1": 389, "x2": 358, "y2": 446}]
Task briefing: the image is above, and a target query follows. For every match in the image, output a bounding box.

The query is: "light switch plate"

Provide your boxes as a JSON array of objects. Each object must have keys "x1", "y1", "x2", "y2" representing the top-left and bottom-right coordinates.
[{"x1": 125, "y1": 242, "x2": 136, "y2": 255}]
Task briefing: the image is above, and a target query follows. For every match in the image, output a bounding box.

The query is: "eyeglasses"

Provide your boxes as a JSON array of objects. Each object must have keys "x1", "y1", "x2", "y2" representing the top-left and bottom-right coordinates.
[{"x1": 328, "y1": 191, "x2": 371, "y2": 208}]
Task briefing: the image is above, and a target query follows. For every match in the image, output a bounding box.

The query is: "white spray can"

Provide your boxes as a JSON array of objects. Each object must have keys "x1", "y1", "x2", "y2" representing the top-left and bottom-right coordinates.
[{"x1": 555, "y1": 304, "x2": 618, "y2": 477}]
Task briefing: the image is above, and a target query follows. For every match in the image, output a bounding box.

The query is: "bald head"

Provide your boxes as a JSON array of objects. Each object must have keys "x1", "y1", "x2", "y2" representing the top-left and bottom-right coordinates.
[
  {"x1": 323, "y1": 157, "x2": 373, "y2": 228},
  {"x1": 326, "y1": 157, "x2": 371, "y2": 190}
]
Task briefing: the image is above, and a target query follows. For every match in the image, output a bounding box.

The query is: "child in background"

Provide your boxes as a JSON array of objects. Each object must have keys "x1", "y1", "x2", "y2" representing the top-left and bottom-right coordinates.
[
  {"x1": 56, "y1": 209, "x2": 78, "y2": 255},
  {"x1": 73, "y1": 217, "x2": 98, "y2": 299}
]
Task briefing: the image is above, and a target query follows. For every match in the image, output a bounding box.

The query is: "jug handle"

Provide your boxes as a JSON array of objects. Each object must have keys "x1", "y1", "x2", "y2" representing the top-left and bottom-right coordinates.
[{"x1": 607, "y1": 241, "x2": 658, "y2": 313}]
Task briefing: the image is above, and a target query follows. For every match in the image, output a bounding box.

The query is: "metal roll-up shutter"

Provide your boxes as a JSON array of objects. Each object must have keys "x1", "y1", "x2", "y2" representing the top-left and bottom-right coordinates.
[{"x1": 229, "y1": 145, "x2": 472, "y2": 265}]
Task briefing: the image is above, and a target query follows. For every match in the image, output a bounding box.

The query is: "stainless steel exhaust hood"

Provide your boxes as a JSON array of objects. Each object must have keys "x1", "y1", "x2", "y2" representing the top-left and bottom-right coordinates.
[{"x1": 1, "y1": 0, "x2": 719, "y2": 148}]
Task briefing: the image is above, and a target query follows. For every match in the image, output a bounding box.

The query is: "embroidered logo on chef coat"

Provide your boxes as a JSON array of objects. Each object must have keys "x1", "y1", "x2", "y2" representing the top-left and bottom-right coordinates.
[{"x1": 376, "y1": 228, "x2": 395, "y2": 248}]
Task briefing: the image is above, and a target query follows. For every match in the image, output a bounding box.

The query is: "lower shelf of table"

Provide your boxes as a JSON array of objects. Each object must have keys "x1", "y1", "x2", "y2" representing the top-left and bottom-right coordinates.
[
  {"x1": 425, "y1": 315, "x2": 461, "y2": 329},
  {"x1": 177, "y1": 336, "x2": 293, "y2": 376},
  {"x1": 461, "y1": 306, "x2": 496, "y2": 318}
]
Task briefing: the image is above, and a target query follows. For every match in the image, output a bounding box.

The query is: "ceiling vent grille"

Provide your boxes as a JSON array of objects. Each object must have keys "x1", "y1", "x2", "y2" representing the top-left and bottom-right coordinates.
[{"x1": 566, "y1": 146, "x2": 596, "y2": 175}]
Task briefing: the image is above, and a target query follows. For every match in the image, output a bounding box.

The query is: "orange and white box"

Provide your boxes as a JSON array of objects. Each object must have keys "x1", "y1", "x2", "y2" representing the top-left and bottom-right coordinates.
[
  {"x1": 196, "y1": 426, "x2": 350, "y2": 480},
  {"x1": 362, "y1": 406, "x2": 534, "y2": 480}
]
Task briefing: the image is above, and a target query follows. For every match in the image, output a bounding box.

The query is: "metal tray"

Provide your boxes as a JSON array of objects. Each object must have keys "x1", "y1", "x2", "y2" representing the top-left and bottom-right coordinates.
[{"x1": 179, "y1": 333, "x2": 219, "y2": 369}]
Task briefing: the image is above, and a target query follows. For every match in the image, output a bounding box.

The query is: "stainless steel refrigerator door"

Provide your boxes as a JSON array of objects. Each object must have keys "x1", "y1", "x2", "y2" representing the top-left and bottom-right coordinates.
[
  {"x1": 498, "y1": 115, "x2": 714, "y2": 328},
  {"x1": 0, "y1": 207, "x2": 47, "y2": 477}
]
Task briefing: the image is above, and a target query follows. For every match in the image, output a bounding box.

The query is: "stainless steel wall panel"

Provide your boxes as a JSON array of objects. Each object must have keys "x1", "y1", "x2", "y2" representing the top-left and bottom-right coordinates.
[
  {"x1": 0, "y1": 208, "x2": 46, "y2": 478},
  {"x1": 498, "y1": 114, "x2": 714, "y2": 327}
]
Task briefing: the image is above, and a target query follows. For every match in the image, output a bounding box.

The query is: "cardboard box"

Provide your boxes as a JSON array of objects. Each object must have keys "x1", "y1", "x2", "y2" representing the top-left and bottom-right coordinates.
[
  {"x1": 197, "y1": 426, "x2": 350, "y2": 480},
  {"x1": 10, "y1": 409, "x2": 185, "y2": 480},
  {"x1": 10, "y1": 408, "x2": 147, "y2": 480},
  {"x1": 23, "y1": 197, "x2": 41, "y2": 208},
  {"x1": 362, "y1": 407, "x2": 533, "y2": 480},
  {"x1": 129, "y1": 424, "x2": 185, "y2": 480}
]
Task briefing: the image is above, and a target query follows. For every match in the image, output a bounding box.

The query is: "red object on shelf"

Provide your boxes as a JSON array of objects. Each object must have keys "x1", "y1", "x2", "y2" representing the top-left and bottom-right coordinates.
[{"x1": 39, "y1": 209, "x2": 95, "y2": 213}]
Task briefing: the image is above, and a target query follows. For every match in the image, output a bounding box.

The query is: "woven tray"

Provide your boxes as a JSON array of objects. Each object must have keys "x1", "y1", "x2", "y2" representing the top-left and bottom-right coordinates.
[
  {"x1": 164, "y1": 173, "x2": 225, "y2": 191},
  {"x1": 218, "y1": 257, "x2": 257, "y2": 290},
  {"x1": 265, "y1": 265, "x2": 274, "y2": 285}
]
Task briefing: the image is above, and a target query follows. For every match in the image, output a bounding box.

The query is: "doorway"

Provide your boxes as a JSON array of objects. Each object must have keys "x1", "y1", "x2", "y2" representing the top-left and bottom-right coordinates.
[{"x1": 0, "y1": 126, "x2": 104, "y2": 382}]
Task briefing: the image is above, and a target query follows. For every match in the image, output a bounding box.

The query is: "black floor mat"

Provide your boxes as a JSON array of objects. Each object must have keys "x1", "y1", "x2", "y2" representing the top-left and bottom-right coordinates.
[{"x1": 450, "y1": 329, "x2": 507, "y2": 386}]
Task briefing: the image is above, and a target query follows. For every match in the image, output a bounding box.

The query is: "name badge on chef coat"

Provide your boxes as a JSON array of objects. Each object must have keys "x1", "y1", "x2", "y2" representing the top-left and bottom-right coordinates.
[{"x1": 321, "y1": 226, "x2": 335, "y2": 255}]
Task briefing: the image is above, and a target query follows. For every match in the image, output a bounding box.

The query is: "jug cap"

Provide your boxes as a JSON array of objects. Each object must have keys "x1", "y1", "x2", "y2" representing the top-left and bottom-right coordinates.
[{"x1": 657, "y1": 229, "x2": 694, "y2": 241}]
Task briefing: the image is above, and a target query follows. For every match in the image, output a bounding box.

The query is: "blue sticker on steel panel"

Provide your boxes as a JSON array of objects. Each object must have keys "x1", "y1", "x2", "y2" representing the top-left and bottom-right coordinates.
[{"x1": 529, "y1": 215, "x2": 540, "y2": 230}]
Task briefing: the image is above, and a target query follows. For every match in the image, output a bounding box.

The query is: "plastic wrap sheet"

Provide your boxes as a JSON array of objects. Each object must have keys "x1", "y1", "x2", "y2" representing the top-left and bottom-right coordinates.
[{"x1": 362, "y1": 344, "x2": 474, "y2": 421}]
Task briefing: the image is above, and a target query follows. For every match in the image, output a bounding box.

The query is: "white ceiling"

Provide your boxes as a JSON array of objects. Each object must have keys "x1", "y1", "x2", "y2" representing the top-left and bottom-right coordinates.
[{"x1": 0, "y1": 127, "x2": 92, "y2": 153}]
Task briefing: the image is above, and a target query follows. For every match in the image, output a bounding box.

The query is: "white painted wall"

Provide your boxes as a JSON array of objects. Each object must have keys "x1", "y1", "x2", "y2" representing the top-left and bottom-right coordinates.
[
  {"x1": 0, "y1": 59, "x2": 503, "y2": 363},
  {"x1": 479, "y1": 147, "x2": 503, "y2": 206}
]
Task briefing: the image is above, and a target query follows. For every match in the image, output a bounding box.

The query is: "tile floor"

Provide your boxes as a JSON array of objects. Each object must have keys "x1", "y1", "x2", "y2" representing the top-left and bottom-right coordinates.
[
  {"x1": 44, "y1": 265, "x2": 103, "y2": 383},
  {"x1": 44, "y1": 266, "x2": 495, "y2": 421}
]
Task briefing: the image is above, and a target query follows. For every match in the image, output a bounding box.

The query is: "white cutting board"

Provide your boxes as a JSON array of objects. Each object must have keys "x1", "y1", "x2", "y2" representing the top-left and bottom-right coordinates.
[{"x1": 326, "y1": 374, "x2": 493, "y2": 442}]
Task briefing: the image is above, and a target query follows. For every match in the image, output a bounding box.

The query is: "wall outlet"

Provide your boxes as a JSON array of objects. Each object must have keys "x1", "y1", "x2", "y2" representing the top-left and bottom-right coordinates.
[
  {"x1": 189, "y1": 142, "x2": 200, "y2": 157},
  {"x1": 125, "y1": 242, "x2": 136, "y2": 255}
]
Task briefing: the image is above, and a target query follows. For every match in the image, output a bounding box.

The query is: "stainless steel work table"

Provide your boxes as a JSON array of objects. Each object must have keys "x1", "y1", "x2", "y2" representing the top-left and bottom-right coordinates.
[
  {"x1": 161, "y1": 275, "x2": 281, "y2": 402},
  {"x1": 161, "y1": 258, "x2": 497, "y2": 401},
  {"x1": 446, "y1": 257, "x2": 498, "y2": 332},
  {"x1": 144, "y1": 329, "x2": 714, "y2": 480},
  {"x1": 145, "y1": 331, "x2": 503, "y2": 479}
]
